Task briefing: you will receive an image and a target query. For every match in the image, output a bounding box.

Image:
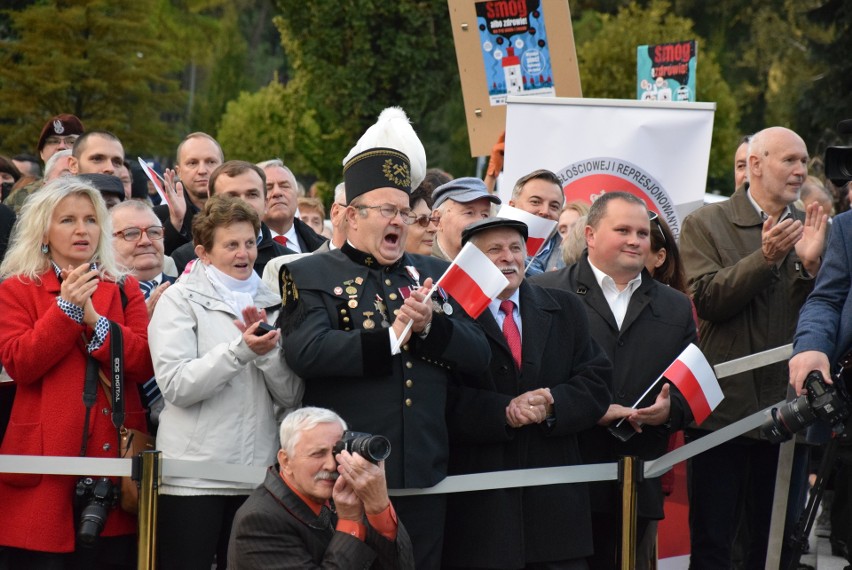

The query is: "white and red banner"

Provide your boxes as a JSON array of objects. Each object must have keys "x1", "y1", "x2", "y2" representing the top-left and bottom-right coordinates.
[
  {"x1": 495, "y1": 204, "x2": 558, "y2": 257},
  {"x1": 663, "y1": 343, "x2": 723, "y2": 425},
  {"x1": 437, "y1": 242, "x2": 509, "y2": 318},
  {"x1": 503, "y1": 96, "x2": 715, "y2": 239}
]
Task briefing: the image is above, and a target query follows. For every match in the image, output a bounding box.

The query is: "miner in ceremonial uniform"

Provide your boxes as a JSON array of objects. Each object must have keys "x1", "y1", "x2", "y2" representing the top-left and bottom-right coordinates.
[{"x1": 278, "y1": 108, "x2": 491, "y2": 569}]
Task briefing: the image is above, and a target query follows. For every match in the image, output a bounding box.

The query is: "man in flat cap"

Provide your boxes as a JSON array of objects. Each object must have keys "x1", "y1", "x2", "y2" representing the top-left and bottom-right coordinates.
[
  {"x1": 78, "y1": 173, "x2": 125, "y2": 209},
  {"x1": 280, "y1": 117, "x2": 491, "y2": 568},
  {"x1": 443, "y1": 217, "x2": 611, "y2": 570},
  {"x1": 431, "y1": 177, "x2": 500, "y2": 261}
]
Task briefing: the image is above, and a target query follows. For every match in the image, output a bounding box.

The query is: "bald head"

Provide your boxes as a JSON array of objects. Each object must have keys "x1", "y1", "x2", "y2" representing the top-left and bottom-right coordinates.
[{"x1": 747, "y1": 127, "x2": 808, "y2": 215}]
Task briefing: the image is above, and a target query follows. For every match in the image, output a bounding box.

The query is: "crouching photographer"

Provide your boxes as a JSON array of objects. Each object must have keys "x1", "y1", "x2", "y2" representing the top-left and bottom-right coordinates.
[
  {"x1": 228, "y1": 407, "x2": 414, "y2": 569},
  {"x1": 790, "y1": 120, "x2": 852, "y2": 567},
  {"x1": 0, "y1": 177, "x2": 153, "y2": 569}
]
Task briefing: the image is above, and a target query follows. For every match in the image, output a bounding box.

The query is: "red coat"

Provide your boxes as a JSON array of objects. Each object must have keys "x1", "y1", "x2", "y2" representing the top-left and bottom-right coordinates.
[{"x1": 0, "y1": 270, "x2": 153, "y2": 553}]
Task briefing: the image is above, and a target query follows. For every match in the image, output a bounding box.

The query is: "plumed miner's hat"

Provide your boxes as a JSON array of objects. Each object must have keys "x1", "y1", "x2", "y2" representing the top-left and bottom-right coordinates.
[{"x1": 341, "y1": 107, "x2": 427, "y2": 204}]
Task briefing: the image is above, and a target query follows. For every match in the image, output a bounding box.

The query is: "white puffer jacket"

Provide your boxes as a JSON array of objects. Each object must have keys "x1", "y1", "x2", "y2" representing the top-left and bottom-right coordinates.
[{"x1": 149, "y1": 261, "x2": 303, "y2": 495}]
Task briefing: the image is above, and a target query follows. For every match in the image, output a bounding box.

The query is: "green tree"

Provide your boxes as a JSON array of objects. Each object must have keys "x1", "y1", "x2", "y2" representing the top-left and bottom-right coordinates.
[
  {"x1": 259, "y1": 0, "x2": 461, "y2": 184},
  {"x1": 217, "y1": 77, "x2": 326, "y2": 177},
  {"x1": 0, "y1": 0, "x2": 186, "y2": 157},
  {"x1": 576, "y1": 0, "x2": 740, "y2": 191},
  {"x1": 793, "y1": 0, "x2": 852, "y2": 163}
]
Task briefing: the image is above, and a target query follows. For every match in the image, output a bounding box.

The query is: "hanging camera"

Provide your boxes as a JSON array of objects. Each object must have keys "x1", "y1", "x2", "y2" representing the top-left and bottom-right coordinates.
[{"x1": 74, "y1": 476, "x2": 119, "y2": 545}]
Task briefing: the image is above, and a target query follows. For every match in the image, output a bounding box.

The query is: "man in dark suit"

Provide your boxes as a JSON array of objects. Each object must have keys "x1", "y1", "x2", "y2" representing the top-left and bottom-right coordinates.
[
  {"x1": 153, "y1": 132, "x2": 224, "y2": 255},
  {"x1": 228, "y1": 406, "x2": 414, "y2": 569},
  {"x1": 169, "y1": 161, "x2": 299, "y2": 277},
  {"x1": 443, "y1": 217, "x2": 612, "y2": 570},
  {"x1": 258, "y1": 159, "x2": 328, "y2": 254},
  {"x1": 532, "y1": 191, "x2": 696, "y2": 569}
]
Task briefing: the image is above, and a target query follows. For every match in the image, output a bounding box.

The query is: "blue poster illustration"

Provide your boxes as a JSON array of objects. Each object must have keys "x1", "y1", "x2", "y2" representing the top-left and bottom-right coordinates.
[
  {"x1": 475, "y1": 0, "x2": 555, "y2": 106},
  {"x1": 636, "y1": 40, "x2": 697, "y2": 102}
]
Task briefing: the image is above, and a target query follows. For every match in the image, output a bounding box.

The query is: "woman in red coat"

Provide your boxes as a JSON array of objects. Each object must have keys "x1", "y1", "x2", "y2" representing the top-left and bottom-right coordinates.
[{"x1": 0, "y1": 177, "x2": 153, "y2": 569}]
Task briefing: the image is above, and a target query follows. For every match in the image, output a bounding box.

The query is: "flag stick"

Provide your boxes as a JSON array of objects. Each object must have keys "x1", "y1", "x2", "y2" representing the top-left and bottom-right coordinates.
[{"x1": 389, "y1": 267, "x2": 452, "y2": 354}]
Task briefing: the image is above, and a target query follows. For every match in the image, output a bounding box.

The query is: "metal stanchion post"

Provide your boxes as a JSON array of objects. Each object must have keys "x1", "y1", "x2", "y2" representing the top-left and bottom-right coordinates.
[
  {"x1": 618, "y1": 455, "x2": 641, "y2": 570},
  {"x1": 137, "y1": 450, "x2": 161, "y2": 570}
]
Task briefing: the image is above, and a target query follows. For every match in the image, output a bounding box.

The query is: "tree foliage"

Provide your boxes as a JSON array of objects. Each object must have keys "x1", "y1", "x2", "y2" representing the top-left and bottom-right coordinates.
[
  {"x1": 0, "y1": 0, "x2": 185, "y2": 156},
  {"x1": 217, "y1": 77, "x2": 325, "y2": 176},
  {"x1": 576, "y1": 0, "x2": 740, "y2": 191},
  {"x1": 793, "y1": 0, "x2": 852, "y2": 162},
  {"x1": 255, "y1": 0, "x2": 462, "y2": 184}
]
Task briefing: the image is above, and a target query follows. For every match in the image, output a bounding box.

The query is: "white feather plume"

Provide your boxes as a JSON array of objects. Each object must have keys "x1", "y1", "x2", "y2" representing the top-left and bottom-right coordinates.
[{"x1": 343, "y1": 107, "x2": 427, "y2": 190}]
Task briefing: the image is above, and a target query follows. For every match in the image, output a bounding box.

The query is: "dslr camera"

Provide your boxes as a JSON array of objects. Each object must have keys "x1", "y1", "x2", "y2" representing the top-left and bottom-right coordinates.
[
  {"x1": 761, "y1": 371, "x2": 850, "y2": 444},
  {"x1": 332, "y1": 431, "x2": 391, "y2": 464},
  {"x1": 74, "y1": 477, "x2": 119, "y2": 545}
]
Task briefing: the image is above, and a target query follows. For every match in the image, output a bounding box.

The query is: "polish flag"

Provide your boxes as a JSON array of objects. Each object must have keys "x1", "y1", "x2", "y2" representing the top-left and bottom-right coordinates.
[
  {"x1": 495, "y1": 204, "x2": 558, "y2": 257},
  {"x1": 137, "y1": 157, "x2": 170, "y2": 208},
  {"x1": 436, "y1": 242, "x2": 509, "y2": 318},
  {"x1": 663, "y1": 343, "x2": 724, "y2": 425}
]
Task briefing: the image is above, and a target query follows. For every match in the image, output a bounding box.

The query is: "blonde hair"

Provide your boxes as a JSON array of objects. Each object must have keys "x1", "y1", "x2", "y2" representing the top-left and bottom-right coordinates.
[
  {"x1": 561, "y1": 215, "x2": 588, "y2": 266},
  {"x1": 0, "y1": 177, "x2": 123, "y2": 282}
]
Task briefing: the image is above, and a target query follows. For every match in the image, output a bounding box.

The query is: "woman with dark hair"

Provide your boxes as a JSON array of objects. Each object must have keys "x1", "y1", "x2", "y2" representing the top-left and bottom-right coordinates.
[
  {"x1": 645, "y1": 212, "x2": 687, "y2": 294},
  {"x1": 404, "y1": 185, "x2": 439, "y2": 256},
  {"x1": 0, "y1": 177, "x2": 152, "y2": 568},
  {"x1": 149, "y1": 194, "x2": 302, "y2": 569}
]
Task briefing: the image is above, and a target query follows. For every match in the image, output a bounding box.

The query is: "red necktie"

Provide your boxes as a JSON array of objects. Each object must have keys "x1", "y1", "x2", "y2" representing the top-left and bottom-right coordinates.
[
  {"x1": 500, "y1": 300, "x2": 521, "y2": 368},
  {"x1": 273, "y1": 235, "x2": 288, "y2": 246}
]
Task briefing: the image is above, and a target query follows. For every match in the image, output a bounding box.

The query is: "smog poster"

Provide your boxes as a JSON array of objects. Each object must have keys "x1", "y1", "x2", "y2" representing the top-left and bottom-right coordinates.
[
  {"x1": 636, "y1": 40, "x2": 697, "y2": 102},
  {"x1": 475, "y1": 0, "x2": 555, "y2": 106}
]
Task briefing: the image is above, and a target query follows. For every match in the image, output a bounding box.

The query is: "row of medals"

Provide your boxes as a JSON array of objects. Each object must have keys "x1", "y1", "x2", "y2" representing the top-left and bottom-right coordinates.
[{"x1": 333, "y1": 274, "x2": 453, "y2": 330}]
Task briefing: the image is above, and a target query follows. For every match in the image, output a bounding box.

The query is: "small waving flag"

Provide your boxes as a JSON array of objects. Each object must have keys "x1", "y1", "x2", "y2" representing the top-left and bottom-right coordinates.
[
  {"x1": 437, "y1": 242, "x2": 509, "y2": 318},
  {"x1": 663, "y1": 343, "x2": 724, "y2": 425},
  {"x1": 137, "y1": 157, "x2": 170, "y2": 208},
  {"x1": 496, "y1": 204, "x2": 558, "y2": 257}
]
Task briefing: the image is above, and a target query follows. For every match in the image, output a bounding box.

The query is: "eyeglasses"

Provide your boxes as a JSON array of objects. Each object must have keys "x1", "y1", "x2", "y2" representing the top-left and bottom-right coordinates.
[
  {"x1": 358, "y1": 204, "x2": 418, "y2": 225},
  {"x1": 413, "y1": 213, "x2": 440, "y2": 228},
  {"x1": 44, "y1": 135, "x2": 79, "y2": 147},
  {"x1": 113, "y1": 226, "x2": 165, "y2": 242},
  {"x1": 648, "y1": 211, "x2": 667, "y2": 247}
]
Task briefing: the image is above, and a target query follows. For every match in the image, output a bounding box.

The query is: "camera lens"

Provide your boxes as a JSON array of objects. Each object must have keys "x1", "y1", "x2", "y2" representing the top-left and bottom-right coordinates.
[
  {"x1": 353, "y1": 434, "x2": 391, "y2": 463},
  {"x1": 77, "y1": 503, "x2": 109, "y2": 545},
  {"x1": 762, "y1": 394, "x2": 816, "y2": 443}
]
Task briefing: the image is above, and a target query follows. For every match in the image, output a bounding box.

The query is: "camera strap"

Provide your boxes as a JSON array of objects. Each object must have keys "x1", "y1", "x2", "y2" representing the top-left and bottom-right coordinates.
[{"x1": 78, "y1": 321, "x2": 124, "y2": 457}]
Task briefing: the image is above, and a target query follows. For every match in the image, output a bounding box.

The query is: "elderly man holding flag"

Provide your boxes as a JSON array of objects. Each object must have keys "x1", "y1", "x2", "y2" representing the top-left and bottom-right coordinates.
[
  {"x1": 278, "y1": 108, "x2": 490, "y2": 570},
  {"x1": 442, "y1": 217, "x2": 612, "y2": 570}
]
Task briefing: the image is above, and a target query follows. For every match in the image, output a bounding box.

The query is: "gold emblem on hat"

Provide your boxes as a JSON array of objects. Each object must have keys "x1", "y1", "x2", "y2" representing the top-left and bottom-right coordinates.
[{"x1": 382, "y1": 159, "x2": 410, "y2": 188}]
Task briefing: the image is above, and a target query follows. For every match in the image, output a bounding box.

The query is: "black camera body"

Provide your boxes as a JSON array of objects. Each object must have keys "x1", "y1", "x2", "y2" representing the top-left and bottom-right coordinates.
[
  {"x1": 332, "y1": 431, "x2": 391, "y2": 464},
  {"x1": 762, "y1": 371, "x2": 850, "y2": 444},
  {"x1": 74, "y1": 477, "x2": 119, "y2": 545}
]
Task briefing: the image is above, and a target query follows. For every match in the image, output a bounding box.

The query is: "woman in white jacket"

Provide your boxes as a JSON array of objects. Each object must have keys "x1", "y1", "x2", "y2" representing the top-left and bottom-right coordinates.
[{"x1": 148, "y1": 194, "x2": 303, "y2": 569}]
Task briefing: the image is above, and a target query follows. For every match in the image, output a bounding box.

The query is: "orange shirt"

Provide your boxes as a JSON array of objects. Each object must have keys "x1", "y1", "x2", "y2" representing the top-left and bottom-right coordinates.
[{"x1": 281, "y1": 473, "x2": 398, "y2": 542}]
